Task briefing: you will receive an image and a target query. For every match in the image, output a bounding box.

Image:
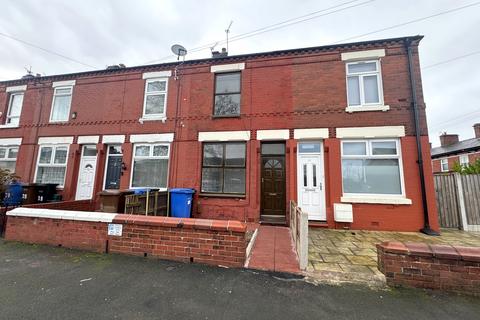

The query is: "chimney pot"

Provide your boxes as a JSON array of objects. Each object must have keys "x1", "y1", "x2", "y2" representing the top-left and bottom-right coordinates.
[
  {"x1": 439, "y1": 133, "x2": 459, "y2": 147},
  {"x1": 474, "y1": 123, "x2": 480, "y2": 139}
]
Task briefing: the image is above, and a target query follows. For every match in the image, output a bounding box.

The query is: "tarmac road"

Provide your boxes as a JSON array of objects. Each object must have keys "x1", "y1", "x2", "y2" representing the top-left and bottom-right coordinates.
[{"x1": 0, "y1": 240, "x2": 479, "y2": 320}]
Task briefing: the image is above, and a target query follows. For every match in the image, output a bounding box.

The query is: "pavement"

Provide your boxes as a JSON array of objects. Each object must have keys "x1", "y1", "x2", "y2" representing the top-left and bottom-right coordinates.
[
  {"x1": 1, "y1": 239, "x2": 480, "y2": 320},
  {"x1": 308, "y1": 228, "x2": 480, "y2": 286},
  {"x1": 247, "y1": 226, "x2": 300, "y2": 274}
]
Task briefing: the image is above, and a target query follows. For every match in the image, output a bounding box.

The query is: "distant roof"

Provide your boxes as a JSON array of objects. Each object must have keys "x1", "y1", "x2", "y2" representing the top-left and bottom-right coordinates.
[
  {"x1": 431, "y1": 137, "x2": 480, "y2": 158},
  {"x1": 0, "y1": 35, "x2": 423, "y2": 86}
]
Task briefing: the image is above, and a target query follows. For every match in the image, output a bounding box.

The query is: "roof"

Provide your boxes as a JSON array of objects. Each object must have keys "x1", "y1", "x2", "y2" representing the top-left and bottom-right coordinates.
[
  {"x1": 0, "y1": 35, "x2": 423, "y2": 86},
  {"x1": 431, "y1": 137, "x2": 480, "y2": 158}
]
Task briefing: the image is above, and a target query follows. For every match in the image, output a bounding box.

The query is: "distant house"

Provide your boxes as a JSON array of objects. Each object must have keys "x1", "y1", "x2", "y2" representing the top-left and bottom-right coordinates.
[{"x1": 431, "y1": 124, "x2": 480, "y2": 173}]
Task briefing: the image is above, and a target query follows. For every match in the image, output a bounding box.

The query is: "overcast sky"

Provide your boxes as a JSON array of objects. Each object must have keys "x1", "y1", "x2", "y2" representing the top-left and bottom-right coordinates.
[{"x1": 1, "y1": 0, "x2": 479, "y2": 146}]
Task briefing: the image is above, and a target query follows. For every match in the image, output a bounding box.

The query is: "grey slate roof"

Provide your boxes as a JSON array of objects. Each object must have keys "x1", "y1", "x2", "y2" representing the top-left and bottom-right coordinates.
[{"x1": 431, "y1": 137, "x2": 480, "y2": 158}]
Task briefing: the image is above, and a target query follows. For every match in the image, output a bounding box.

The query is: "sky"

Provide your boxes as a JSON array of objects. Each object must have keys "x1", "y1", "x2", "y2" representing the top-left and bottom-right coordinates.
[{"x1": 0, "y1": 0, "x2": 479, "y2": 146}]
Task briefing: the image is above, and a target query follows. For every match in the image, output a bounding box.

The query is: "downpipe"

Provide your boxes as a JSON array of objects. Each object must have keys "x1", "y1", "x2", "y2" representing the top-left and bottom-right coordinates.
[{"x1": 405, "y1": 38, "x2": 439, "y2": 236}]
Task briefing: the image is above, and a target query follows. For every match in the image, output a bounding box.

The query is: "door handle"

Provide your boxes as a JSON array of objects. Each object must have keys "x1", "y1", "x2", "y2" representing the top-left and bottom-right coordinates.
[{"x1": 268, "y1": 193, "x2": 277, "y2": 196}]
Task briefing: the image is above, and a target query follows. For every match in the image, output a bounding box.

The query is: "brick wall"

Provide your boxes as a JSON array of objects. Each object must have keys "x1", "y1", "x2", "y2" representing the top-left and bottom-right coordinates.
[
  {"x1": 109, "y1": 215, "x2": 246, "y2": 267},
  {"x1": 377, "y1": 241, "x2": 480, "y2": 296},
  {"x1": 5, "y1": 216, "x2": 108, "y2": 252},
  {"x1": 5, "y1": 208, "x2": 247, "y2": 268},
  {"x1": 22, "y1": 199, "x2": 95, "y2": 211}
]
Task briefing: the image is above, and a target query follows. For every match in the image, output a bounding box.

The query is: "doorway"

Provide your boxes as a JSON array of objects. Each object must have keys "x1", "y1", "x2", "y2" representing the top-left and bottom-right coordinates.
[
  {"x1": 75, "y1": 145, "x2": 98, "y2": 200},
  {"x1": 260, "y1": 142, "x2": 286, "y2": 224},
  {"x1": 103, "y1": 145, "x2": 123, "y2": 190},
  {"x1": 297, "y1": 142, "x2": 326, "y2": 220}
]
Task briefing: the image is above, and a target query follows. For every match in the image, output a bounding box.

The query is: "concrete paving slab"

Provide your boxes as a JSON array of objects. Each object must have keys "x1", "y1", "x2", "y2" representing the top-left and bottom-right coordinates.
[{"x1": 307, "y1": 228, "x2": 480, "y2": 286}]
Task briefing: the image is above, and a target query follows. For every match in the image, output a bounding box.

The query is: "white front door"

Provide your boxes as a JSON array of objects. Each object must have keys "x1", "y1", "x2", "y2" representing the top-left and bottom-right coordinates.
[
  {"x1": 75, "y1": 145, "x2": 98, "y2": 200},
  {"x1": 297, "y1": 142, "x2": 326, "y2": 221}
]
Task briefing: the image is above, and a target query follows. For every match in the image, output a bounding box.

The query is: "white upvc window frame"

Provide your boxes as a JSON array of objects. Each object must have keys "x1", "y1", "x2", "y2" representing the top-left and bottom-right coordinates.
[
  {"x1": 142, "y1": 77, "x2": 168, "y2": 120},
  {"x1": 0, "y1": 146, "x2": 19, "y2": 172},
  {"x1": 459, "y1": 155, "x2": 469, "y2": 167},
  {"x1": 130, "y1": 143, "x2": 170, "y2": 190},
  {"x1": 345, "y1": 60, "x2": 385, "y2": 108},
  {"x1": 34, "y1": 144, "x2": 70, "y2": 187},
  {"x1": 440, "y1": 158, "x2": 449, "y2": 172},
  {"x1": 50, "y1": 86, "x2": 73, "y2": 122},
  {"x1": 340, "y1": 138, "x2": 406, "y2": 199},
  {"x1": 5, "y1": 92, "x2": 24, "y2": 127}
]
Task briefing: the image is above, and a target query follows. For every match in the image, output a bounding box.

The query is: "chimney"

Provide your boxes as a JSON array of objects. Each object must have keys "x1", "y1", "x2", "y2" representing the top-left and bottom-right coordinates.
[
  {"x1": 439, "y1": 133, "x2": 459, "y2": 147},
  {"x1": 474, "y1": 123, "x2": 480, "y2": 139},
  {"x1": 211, "y1": 48, "x2": 228, "y2": 58}
]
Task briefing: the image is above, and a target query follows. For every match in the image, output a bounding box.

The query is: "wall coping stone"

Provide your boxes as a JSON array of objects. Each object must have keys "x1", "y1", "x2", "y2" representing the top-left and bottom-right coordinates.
[
  {"x1": 7, "y1": 207, "x2": 116, "y2": 223},
  {"x1": 7, "y1": 208, "x2": 247, "y2": 233},
  {"x1": 112, "y1": 214, "x2": 247, "y2": 233},
  {"x1": 377, "y1": 241, "x2": 480, "y2": 263}
]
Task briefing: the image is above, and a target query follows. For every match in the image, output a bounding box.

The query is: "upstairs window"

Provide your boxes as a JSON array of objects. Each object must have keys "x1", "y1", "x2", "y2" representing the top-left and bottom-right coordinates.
[
  {"x1": 214, "y1": 72, "x2": 241, "y2": 117},
  {"x1": 35, "y1": 145, "x2": 69, "y2": 186},
  {"x1": 0, "y1": 146, "x2": 18, "y2": 172},
  {"x1": 341, "y1": 139, "x2": 404, "y2": 196},
  {"x1": 346, "y1": 60, "x2": 383, "y2": 107},
  {"x1": 50, "y1": 86, "x2": 73, "y2": 122},
  {"x1": 143, "y1": 78, "x2": 168, "y2": 118},
  {"x1": 201, "y1": 142, "x2": 246, "y2": 194},
  {"x1": 459, "y1": 155, "x2": 469, "y2": 167},
  {"x1": 440, "y1": 159, "x2": 449, "y2": 172},
  {"x1": 6, "y1": 93, "x2": 24, "y2": 126}
]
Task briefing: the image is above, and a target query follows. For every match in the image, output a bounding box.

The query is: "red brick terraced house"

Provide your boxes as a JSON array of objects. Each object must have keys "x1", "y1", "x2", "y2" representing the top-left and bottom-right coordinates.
[
  {"x1": 0, "y1": 35, "x2": 439, "y2": 233},
  {"x1": 431, "y1": 125, "x2": 480, "y2": 173}
]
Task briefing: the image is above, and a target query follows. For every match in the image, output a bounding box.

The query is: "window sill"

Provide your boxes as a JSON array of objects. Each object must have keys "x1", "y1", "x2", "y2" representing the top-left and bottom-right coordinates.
[
  {"x1": 49, "y1": 120, "x2": 69, "y2": 124},
  {"x1": 138, "y1": 117, "x2": 167, "y2": 123},
  {"x1": 0, "y1": 124, "x2": 19, "y2": 129},
  {"x1": 199, "y1": 193, "x2": 246, "y2": 199},
  {"x1": 345, "y1": 105, "x2": 390, "y2": 113},
  {"x1": 211, "y1": 115, "x2": 241, "y2": 119},
  {"x1": 129, "y1": 187, "x2": 168, "y2": 191},
  {"x1": 341, "y1": 196, "x2": 412, "y2": 205}
]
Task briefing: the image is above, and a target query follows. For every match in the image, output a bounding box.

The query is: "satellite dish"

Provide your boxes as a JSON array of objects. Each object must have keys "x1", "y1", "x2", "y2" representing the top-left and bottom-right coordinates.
[{"x1": 171, "y1": 44, "x2": 187, "y2": 59}]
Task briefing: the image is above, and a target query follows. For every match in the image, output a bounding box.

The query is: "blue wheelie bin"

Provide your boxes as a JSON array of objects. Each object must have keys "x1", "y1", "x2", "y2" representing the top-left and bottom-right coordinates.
[
  {"x1": 169, "y1": 188, "x2": 195, "y2": 218},
  {"x1": 3, "y1": 181, "x2": 23, "y2": 207}
]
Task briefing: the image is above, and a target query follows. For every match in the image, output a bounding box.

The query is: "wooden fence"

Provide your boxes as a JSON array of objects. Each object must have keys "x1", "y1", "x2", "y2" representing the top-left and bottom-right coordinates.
[
  {"x1": 289, "y1": 200, "x2": 308, "y2": 270},
  {"x1": 434, "y1": 173, "x2": 480, "y2": 232}
]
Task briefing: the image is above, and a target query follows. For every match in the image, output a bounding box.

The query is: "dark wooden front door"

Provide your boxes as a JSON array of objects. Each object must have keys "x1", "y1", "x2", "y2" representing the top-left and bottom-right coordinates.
[
  {"x1": 261, "y1": 156, "x2": 286, "y2": 222},
  {"x1": 104, "y1": 156, "x2": 122, "y2": 189}
]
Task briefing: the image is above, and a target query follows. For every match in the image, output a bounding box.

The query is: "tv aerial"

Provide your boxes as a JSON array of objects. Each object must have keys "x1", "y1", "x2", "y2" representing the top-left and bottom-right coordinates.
[{"x1": 171, "y1": 44, "x2": 187, "y2": 61}]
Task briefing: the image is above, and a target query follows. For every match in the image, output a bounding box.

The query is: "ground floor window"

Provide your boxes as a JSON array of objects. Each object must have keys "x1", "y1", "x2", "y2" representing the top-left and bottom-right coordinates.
[
  {"x1": 131, "y1": 143, "x2": 169, "y2": 189},
  {"x1": 35, "y1": 145, "x2": 69, "y2": 186},
  {"x1": 0, "y1": 146, "x2": 18, "y2": 172},
  {"x1": 201, "y1": 142, "x2": 246, "y2": 194},
  {"x1": 341, "y1": 139, "x2": 404, "y2": 195}
]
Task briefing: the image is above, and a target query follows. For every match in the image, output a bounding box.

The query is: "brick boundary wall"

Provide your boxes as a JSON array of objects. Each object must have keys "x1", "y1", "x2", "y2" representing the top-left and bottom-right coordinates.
[
  {"x1": 4, "y1": 208, "x2": 247, "y2": 268},
  {"x1": 110, "y1": 215, "x2": 246, "y2": 267},
  {"x1": 6, "y1": 216, "x2": 109, "y2": 253},
  {"x1": 22, "y1": 200, "x2": 95, "y2": 211},
  {"x1": 377, "y1": 242, "x2": 480, "y2": 296}
]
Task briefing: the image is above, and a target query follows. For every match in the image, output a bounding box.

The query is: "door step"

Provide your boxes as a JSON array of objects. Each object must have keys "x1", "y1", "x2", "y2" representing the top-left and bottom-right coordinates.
[{"x1": 260, "y1": 215, "x2": 286, "y2": 226}]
